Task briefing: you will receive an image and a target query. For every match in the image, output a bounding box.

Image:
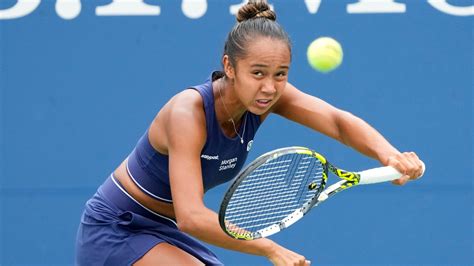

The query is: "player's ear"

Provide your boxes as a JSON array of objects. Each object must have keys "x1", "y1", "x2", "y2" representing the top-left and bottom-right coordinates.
[{"x1": 223, "y1": 55, "x2": 235, "y2": 79}]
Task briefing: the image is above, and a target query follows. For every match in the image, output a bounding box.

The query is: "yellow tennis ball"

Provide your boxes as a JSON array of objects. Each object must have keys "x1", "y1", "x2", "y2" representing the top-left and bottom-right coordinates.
[{"x1": 307, "y1": 37, "x2": 343, "y2": 73}]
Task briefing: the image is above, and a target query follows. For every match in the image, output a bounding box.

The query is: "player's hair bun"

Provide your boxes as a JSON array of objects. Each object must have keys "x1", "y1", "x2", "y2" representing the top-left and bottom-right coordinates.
[{"x1": 236, "y1": 0, "x2": 276, "y2": 22}]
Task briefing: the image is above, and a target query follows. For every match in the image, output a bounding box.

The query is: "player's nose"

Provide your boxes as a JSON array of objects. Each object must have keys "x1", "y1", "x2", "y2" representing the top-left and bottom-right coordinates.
[{"x1": 261, "y1": 79, "x2": 276, "y2": 94}]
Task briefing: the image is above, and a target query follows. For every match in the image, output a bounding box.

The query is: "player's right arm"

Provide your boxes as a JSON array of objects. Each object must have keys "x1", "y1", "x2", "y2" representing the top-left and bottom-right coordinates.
[
  {"x1": 162, "y1": 89, "x2": 308, "y2": 266},
  {"x1": 272, "y1": 83, "x2": 423, "y2": 184}
]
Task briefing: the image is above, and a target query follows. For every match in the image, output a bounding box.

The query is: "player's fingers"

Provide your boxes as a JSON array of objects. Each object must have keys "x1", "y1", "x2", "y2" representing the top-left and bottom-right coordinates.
[
  {"x1": 407, "y1": 152, "x2": 424, "y2": 179},
  {"x1": 386, "y1": 157, "x2": 412, "y2": 185},
  {"x1": 402, "y1": 152, "x2": 419, "y2": 178},
  {"x1": 393, "y1": 152, "x2": 419, "y2": 180},
  {"x1": 296, "y1": 256, "x2": 307, "y2": 266},
  {"x1": 387, "y1": 159, "x2": 407, "y2": 178},
  {"x1": 407, "y1": 151, "x2": 419, "y2": 161},
  {"x1": 404, "y1": 152, "x2": 425, "y2": 180},
  {"x1": 392, "y1": 175, "x2": 410, "y2": 185},
  {"x1": 415, "y1": 163, "x2": 424, "y2": 179},
  {"x1": 305, "y1": 259, "x2": 311, "y2": 266},
  {"x1": 387, "y1": 157, "x2": 405, "y2": 174}
]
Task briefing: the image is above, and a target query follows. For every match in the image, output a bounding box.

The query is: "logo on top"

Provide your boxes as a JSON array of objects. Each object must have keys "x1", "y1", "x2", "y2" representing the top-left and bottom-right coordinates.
[
  {"x1": 246, "y1": 140, "x2": 253, "y2": 152},
  {"x1": 201, "y1": 154, "x2": 219, "y2": 160}
]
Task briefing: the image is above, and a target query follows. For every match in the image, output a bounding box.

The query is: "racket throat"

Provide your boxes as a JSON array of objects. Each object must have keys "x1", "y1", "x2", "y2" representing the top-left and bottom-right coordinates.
[{"x1": 314, "y1": 179, "x2": 353, "y2": 205}]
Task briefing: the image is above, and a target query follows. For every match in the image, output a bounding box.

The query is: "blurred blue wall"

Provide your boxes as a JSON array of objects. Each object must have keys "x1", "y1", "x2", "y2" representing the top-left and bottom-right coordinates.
[{"x1": 1, "y1": 0, "x2": 472, "y2": 265}]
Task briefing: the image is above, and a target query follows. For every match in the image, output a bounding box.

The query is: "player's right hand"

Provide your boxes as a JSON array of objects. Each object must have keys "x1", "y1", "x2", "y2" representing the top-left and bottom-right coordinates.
[
  {"x1": 265, "y1": 243, "x2": 310, "y2": 266},
  {"x1": 386, "y1": 151, "x2": 424, "y2": 185}
]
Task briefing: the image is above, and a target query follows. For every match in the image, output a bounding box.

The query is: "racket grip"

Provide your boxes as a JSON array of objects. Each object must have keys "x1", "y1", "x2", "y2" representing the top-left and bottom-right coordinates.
[{"x1": 358, "y1": 161, "x2": 425, "y2": 185}]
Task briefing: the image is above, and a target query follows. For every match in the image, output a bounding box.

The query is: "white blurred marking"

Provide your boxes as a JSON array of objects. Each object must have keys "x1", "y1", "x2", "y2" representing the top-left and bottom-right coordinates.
[
  {"x1": 56, "y1": 0, "x2": 81, "y2": 20},
  {"x1": 347, "y1": 0, "x2": 406, "y2": 13},
  {"x1": 96, "y1": 0, "x2": 160, "y2": 16},
  {"x1": 427, "y1": 0, "x2": 474, "y2": 16},
  {"x1": 304, "y1": 0, "x2": 322, "y2": 14},
  {"x1": 182, "y1": 0, "x2": 207, "y2": 19},
  {"x1": 0, "y1": 0, "x2": 40, "y2": 20}
]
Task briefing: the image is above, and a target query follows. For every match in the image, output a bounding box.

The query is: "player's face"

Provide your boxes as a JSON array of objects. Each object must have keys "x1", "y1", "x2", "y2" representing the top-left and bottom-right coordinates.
[{"x1": 227, "y1": 37, "x2": 291, "y2": 115}]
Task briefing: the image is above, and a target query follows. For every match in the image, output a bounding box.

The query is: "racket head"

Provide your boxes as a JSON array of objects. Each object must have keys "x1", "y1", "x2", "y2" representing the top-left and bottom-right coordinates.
[{"x1": 219, "y1": 147, "x2": 328, "y2": 240}]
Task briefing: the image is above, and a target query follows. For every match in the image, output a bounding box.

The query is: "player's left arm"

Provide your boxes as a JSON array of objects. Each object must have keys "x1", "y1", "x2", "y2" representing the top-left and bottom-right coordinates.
[{"x1": 272, "y1": 82, "x2": 424, "y2": 185}]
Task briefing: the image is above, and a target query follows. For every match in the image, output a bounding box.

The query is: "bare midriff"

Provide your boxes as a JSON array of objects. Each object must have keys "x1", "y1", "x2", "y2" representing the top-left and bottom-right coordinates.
[{"x1": 113, "y1": 160, "x2": 176, "y2": 219}]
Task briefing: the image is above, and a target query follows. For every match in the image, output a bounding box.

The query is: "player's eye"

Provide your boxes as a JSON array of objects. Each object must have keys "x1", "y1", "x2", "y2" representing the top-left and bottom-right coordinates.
[
  {"x1": 252, "y1": 71, "x2": 264, "y2": 77},
  {"x1": 275, "y1": 71, "x2": 288, "y2": 80}
]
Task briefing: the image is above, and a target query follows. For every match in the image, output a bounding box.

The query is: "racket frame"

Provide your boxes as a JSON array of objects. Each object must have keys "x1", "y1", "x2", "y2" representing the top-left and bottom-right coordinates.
[{"x1": 219, "y1": 146, "x2": 363, "y2": 240}]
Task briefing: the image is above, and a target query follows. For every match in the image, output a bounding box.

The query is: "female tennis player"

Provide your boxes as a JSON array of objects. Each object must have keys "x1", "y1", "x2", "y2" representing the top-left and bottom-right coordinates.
[{"x1": 75, "y1": 0, "x2": 424, "y2": 265}]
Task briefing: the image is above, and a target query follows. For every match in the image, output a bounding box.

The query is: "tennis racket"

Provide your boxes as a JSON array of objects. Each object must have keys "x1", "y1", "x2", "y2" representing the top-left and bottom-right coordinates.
[{"x1": 219, "y1": 146, "x2": 425, "y2": 240}]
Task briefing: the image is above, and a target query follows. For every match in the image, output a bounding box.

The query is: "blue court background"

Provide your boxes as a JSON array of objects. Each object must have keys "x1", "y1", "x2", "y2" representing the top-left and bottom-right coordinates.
[{"x1": 0, "y1": 0, "x2": 472, "y2": 265}]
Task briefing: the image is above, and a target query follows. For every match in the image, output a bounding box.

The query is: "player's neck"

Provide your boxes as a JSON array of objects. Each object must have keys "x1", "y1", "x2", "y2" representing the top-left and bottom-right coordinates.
[{"x1": 215, "y1": 77, "x2": 246, "y2": 123}]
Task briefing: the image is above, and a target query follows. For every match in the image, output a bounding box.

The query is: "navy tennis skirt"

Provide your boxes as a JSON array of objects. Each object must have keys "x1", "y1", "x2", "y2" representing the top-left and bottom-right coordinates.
[{"x1": 75, "y1": 175, "x2": 223, "y2": 266}]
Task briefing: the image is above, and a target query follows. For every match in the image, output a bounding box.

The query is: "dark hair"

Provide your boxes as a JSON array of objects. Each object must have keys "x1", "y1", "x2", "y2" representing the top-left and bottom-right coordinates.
[{"x1": 223, "y1": 0, "x2": 292, "y2": 67}]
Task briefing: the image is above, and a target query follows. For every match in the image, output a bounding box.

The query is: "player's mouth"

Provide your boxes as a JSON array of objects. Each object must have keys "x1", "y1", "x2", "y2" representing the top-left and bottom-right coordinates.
[{"x1": 255, "y1": 99, "x2": 272, "y2": 108}]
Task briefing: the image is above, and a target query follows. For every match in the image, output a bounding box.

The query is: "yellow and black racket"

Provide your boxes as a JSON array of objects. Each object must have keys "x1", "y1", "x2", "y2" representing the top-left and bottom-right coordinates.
[{"x1": 219, "y1": 146, "x2": 425, "y2": 240}]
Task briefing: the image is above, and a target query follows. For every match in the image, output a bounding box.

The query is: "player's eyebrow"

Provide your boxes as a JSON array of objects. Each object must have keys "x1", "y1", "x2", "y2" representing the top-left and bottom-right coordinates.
[{"x1": 250, "y1": 63, "x2": 289, "y2": 69}]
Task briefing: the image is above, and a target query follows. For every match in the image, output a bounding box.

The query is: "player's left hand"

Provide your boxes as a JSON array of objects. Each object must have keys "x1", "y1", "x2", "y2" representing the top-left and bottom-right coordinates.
[{"x1": 386, "y1": 152, "x2": 424, "y2": 185}]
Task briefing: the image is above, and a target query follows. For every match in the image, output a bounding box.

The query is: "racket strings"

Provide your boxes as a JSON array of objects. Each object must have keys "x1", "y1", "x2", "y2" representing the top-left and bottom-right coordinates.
[
  {"x1": 227, "y1": 170, "x2": 321, "y2": 210},
  {"x1": 224, "y1": 153, "x2": 324, "y2": 236},
  {"x1": 226, "y1": 189, "x2": 313, "y2": 217}
]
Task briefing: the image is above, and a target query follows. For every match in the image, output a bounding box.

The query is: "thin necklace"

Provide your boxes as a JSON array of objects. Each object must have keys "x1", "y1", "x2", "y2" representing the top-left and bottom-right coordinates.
[{"x1": 217, "y1": 81, "x2": 247, "y2": 144}]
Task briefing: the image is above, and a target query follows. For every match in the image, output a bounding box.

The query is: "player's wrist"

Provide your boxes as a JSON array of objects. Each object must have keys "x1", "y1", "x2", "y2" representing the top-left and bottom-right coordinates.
[
  {"x1": 377, "y1": 149, "x2": 401, "y2": 166},
  {"x1": 259, "y1": 239, "x2": 279, "y2": 258}
]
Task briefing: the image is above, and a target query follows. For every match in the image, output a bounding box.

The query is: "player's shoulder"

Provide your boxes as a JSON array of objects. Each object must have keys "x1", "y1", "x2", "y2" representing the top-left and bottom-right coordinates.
[
  {"x1": 166, "y1": 89, "x2": 204, "y2": 116},
  {"x1": 173, "y1": 88, "x2": 203, "y2": 105},
  {"x1": 163, "y1": 89, "x2": 207, "y2": 148},
  {"x1": 162, "y1": 89, "x2": 206, "y2": 135}
]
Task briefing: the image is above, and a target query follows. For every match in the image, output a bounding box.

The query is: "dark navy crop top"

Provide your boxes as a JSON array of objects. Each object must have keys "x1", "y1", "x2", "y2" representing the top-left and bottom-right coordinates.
[{"x1": 126, "y1": 72, "x2": 261, "y2": 202}]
